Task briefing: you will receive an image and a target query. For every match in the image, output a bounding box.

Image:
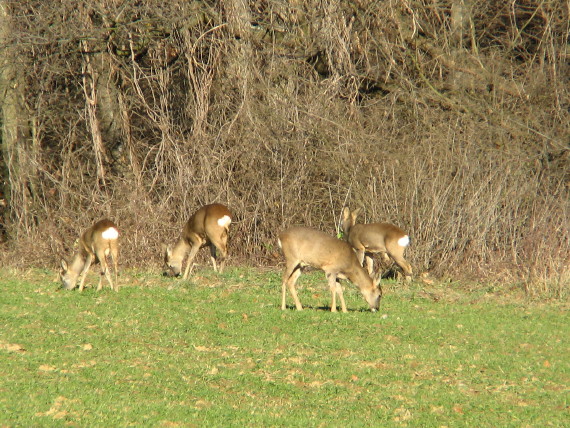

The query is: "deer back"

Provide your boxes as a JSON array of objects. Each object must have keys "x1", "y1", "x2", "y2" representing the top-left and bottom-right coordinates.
[
  {"x1": 342, "y1": 207, "x2": 408, "y2": 252},
  {"x1": 183, "y1": 203, "x2": 232, "y2": 242},
  {"x1": 279, "y1": 227, "x2": 353, "y2": 271},
  {"x1": 349, "y1": 223, "x2": 408, "y2": 252},
  {"x1": 82, "y1": 219, "x2": 119, "y2": 259}
]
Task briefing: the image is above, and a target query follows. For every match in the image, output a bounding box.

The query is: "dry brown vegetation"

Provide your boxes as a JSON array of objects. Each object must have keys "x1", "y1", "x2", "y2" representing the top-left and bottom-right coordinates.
[{"x1": 0, "y1": 1, "x2": 568, "y2": 296}]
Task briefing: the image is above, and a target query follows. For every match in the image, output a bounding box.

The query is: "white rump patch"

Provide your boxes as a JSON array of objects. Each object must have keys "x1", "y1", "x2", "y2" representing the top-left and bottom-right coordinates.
[
  {"x1": 398, "y1": 235, "x2": 410, "y2": 247},
  {"x1": 217, "y1": 215, "x2": 232, "y2": 228},
  {"x1": 102, "y1": 227, "x2": 119, "y2": 240}
]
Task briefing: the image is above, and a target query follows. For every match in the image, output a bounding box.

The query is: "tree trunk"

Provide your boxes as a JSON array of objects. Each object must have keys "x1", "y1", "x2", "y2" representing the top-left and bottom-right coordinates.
[
  {"x1": 0, "y1": 1, "x2": 36, "y2": 236},
  {"x1": 81, "y1": 39, "x2": 108, "y2": 185},
  {"x1": 223, "y1": 0, "x2": 253, "y2": 107}
]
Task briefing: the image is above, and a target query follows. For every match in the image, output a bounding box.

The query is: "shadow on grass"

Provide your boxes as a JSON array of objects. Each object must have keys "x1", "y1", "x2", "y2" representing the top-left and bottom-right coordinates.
[{"x1": 281, "y1": 304, "x2": 374, "y2": 313}]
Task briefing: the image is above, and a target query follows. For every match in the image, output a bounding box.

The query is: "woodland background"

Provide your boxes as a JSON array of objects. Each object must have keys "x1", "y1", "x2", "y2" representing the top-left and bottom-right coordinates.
[{"x1": 0, "y1": 1, "x2": 568, "y2": 296}]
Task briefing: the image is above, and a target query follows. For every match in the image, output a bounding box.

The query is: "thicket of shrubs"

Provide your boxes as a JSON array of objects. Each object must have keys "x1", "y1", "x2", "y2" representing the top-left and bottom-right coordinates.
[{"x1": 0, "y1": 1, "x2": 568, "y2": 296}]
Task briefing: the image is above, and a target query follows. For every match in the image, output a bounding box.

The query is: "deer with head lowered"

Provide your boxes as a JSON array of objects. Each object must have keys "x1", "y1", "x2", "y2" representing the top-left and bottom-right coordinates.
[
  {"x1": 342, "y1": 207, "x2": 412, "y2": 281},
  {"x1": 278, "y1": 226, "x2": 382, "y2": 313},
  {"x1": 60, "y1": 219, "x2": 119, "y2": 292},
  {"x1": 163, "y1": 203, "x2": 232, "y2": 279}
]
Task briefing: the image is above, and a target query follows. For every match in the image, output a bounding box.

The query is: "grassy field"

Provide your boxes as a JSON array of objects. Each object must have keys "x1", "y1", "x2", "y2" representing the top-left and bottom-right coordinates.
[{"x1": 1, "y1": 267, "x2": 568, "y2": 427}]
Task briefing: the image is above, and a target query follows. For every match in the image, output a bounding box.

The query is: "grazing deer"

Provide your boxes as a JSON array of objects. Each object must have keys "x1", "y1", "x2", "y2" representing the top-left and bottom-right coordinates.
[
  {"x1": 341, "y1": 207, "x2": 412, "y2": 281},
  {"x1": 163, "y1": 203, "x2": 232, "y2": 279},
  {"x1": 60, "y1": 219, "x2": 119, "y2": 292},
  {"x1": 278, "y1": 226, "x2": 382, "y2": 313}
]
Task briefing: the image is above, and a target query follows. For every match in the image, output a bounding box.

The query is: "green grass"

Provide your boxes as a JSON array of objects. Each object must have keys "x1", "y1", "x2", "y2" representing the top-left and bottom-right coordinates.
[{"x1": 1, "y1": 267, "x2": 568, "y2": 427}]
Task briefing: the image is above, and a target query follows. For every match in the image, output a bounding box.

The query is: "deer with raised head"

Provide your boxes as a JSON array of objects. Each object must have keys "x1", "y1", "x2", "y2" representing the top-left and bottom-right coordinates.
[
  {"x1": 60, "y1": 219, "x2": 119, "y2": 292},
  {"x1": 163, "y1": 203, "x2": 232, "y2": 279},
  {"x1": 341, "y1": 207, "x2": 412, "y2": 281},
  {"x1": 278, "y1": 226, "x2": 382, "y2": 313}
]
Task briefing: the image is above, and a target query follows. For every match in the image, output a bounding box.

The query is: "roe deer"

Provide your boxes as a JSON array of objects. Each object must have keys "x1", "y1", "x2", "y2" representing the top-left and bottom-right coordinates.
[
  {"x1": 341, "y1": 207, "x2": 412, "y2": 281},
  {"x1": 60, "y1": 219, "x2": 119, "y2": 292},
  {"x1": 163, "y1": 203, "x2": 232, "y2": 279},
  {"x1": 278, "y1": 226, "x2": 382, "y2": 313}
]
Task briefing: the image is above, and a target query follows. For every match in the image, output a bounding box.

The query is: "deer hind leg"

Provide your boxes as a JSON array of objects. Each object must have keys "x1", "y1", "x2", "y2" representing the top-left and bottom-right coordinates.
[
  {"x1": 282, "y1": 263, "x2": 303, "y2": 310},
  {"x1": 78, "y1": 254, "x2": 94, "y2": 292},
  {"x1": 336, "y1": 281, "x2": 347, "y2": 313},
  {"x1": 396, "y1": 258, "x2": 413, "y2": 282},
  {"x1": 96, "y1": 249, "x2": 114, "y2": 291},
  {"x1": 209, "y1": 244, "x2": 218, "y2": 272},
  {"x1": 326, "y1": 274, "x2": 347, "y2": 313},
  {"x1": 111, "y1": 244, "x2": 119, "y2": 291},
  {"x1": 210, "y1": 229, "x2": 228, "y2": 273},
  {"x1": 388, "y1": 248, "x2": 413, "y2": 281}
]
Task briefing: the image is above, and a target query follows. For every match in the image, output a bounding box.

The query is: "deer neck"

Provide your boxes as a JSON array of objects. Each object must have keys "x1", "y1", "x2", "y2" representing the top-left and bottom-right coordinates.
[
  {"x1": 347, "y1": 265, "x2": 373, "y2": 292},
  {"x1": 172, "y1": 238, "x2": 190, "y2": 262},
  {"x1": 69, "y1": 252, "x2": 86, "y2": 275}
]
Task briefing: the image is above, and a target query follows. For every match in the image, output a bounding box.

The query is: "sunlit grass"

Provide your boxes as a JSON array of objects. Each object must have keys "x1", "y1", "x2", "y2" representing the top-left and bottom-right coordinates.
[{"x1": 1, "y1": 267, "x2": 568, "y2": 426}]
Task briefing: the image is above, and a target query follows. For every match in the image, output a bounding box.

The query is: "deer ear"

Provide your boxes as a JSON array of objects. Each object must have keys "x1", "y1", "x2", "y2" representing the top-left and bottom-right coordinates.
[
  {"x1": 352, "y1": 208, "x2": 361, "y2": 222},
  {"x1": 342, "y1": 207, "x2": 350, "y2": 220},
  {"x1": 165, "y1": 245, "x2": 174, "y2": 258},
  {"x1": 373, "y1": 270, "x2": 382, "y2": 287},
  {"x1": 60, "y1": 259, "x2": 68, "y2": 271},
  {"x1": 374, "y1": 276, "x2": 383, "y2": 300}
]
